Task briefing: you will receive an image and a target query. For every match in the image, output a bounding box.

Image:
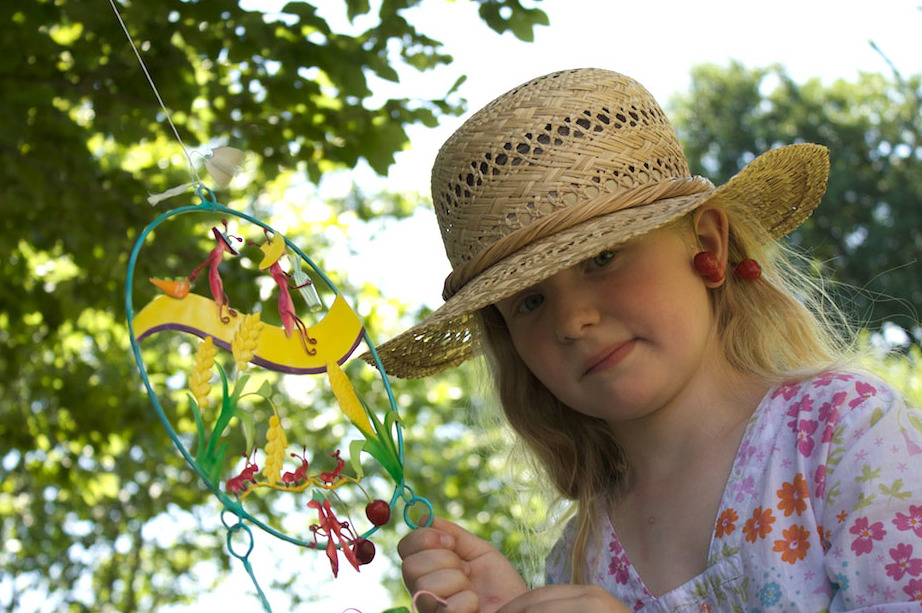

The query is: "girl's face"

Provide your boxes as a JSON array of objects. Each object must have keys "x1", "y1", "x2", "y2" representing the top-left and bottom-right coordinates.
[{"x1": 495, "y1": 224, "x2": 724, "y2": 425}]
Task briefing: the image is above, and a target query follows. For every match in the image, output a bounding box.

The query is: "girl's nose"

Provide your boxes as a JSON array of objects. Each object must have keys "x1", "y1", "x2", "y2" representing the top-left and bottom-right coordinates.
[{"x1": 550, "y1": 283, "x2": 599, "y2": 342}]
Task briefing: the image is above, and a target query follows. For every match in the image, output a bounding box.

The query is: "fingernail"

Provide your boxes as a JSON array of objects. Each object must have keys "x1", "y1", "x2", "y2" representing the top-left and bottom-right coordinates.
[{"x1": 439, "y1": 533, "x2": 454, "y2": 548}]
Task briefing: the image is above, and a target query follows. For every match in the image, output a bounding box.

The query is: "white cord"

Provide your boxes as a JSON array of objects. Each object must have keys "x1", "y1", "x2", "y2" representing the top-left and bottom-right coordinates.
[{"x1": 107, "y1": 0, "x2": 202, "y2": 187}]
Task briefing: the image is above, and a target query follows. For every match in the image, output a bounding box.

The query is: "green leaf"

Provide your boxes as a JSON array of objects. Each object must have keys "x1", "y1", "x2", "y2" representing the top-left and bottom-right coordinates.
[
  {"x1": 237, "y1": 408, "x2": 256, "y2": 453},
  {"x1": 908, "y1": 411, "x2": 922, "y2": 437},
  {"x1": 856, "y1": 464, "x2": 881, "y2": 483},
  {"x1": 204, "y1": 363, "x2": 238, "y2": 467},
  {"x1": 345, "y1": 0, "x2": 371, "y2": 21},
  {"x1": 349, "y1": 439, "x2": 366, "y2": 479},
  {"x1": 187, "y1": 392, "x2": 206, "y2": 461},
  {"x1": 363, "y1": 437, "x2": 403, "y2": 484},
  {"x1": 256, "y1": 379, "x2": 273, "y2": 399},
  {"x1": 879, "y1": 479, "x2": 912, "y2": 501},
  {"x1": 230, "y1": 373, "x2": 251, "y2": 406},
  {"x1": 209, "y1": 442, "x2": 228, "y2": 486},
  {"x1": 870, "y1": 407, "x2": 884, "y2": 426}
]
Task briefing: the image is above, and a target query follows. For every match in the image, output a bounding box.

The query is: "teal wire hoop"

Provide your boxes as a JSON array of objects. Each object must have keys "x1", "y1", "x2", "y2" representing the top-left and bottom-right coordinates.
[
  {"x1": 222, "y1": 509, "x2": 273, "y2": 612},
  {"x1": 125, "y1": 186, "x2": 424, "y2": 550}
]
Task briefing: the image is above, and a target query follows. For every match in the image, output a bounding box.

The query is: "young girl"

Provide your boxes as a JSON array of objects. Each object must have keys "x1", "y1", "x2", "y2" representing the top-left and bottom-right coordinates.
[{"x1": 370, "y1": 68, "x2": 922, "y2": 612}]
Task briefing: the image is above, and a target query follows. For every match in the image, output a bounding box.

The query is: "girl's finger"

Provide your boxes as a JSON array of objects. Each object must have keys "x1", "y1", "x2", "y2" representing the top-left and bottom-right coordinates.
[
  {"x1": 398, "y1": 525, "x2": 456, "y2": 559},
  {"x1": 402, "y1": 550, "x2": 471, "y2": 592},
  {"x1": 402, "y1": 546, "x2": 469, "y2": 574},
  {"x1": 419, "y1": 589, "x2": 479, "y2": 613},
  {"x1": 412, "y1": 567, "x2": 473, "y2": 602},
  {"x1": 496, "y1": 584, "x2": 629, "y2": 613}
]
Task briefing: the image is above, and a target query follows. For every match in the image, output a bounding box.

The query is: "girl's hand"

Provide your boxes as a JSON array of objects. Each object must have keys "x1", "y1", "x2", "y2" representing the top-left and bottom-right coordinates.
[
  {"x1": 496, "y1": 584, "x2": 631, "y2": 613},
  {"x1": 398, "y1": 516, "x2": 528, "y2": 613}
]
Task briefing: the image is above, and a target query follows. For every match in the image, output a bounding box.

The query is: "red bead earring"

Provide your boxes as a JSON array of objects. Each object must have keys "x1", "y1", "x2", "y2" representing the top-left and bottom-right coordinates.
[
  {"x1": 693, "y1": 251, "x2": 725, "y2": 283},
  {"x1": 734, "y1": 258, "x2": 762, "y2": 281}
]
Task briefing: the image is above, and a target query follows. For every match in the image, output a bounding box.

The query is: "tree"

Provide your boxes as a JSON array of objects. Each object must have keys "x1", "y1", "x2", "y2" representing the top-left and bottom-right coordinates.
[
  {"x1": 0, "y1": 1, "x2": 548, "y2": 611},
  {"x1": 669, "y1": 61, "x2": 922, "y2": 346}
]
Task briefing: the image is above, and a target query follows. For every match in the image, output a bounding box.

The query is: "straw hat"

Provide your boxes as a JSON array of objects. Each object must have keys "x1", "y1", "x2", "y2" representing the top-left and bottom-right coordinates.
[{"x1": 366, "y1": 68, "x2": 829, "y2": 378}]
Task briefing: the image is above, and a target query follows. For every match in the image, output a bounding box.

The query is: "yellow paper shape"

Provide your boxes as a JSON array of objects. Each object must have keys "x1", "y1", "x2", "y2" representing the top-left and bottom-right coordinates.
[
  {"x1": 258, "y1": 233, "x2": 286, "y2": 270},
  {"x1": 132, "y1": 293, "x2": 364, "y2": 374}
]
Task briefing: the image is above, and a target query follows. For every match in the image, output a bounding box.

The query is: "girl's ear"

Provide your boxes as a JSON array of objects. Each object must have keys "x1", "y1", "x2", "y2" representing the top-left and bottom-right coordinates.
[{"x1": 692, "y1": 206, "x2": 730, "y2": 287}]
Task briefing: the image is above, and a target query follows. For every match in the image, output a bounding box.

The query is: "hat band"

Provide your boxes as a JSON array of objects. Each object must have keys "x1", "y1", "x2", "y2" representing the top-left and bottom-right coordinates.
[{"x1": 441, "y1": 176, "x2": 714, "y2": 300}]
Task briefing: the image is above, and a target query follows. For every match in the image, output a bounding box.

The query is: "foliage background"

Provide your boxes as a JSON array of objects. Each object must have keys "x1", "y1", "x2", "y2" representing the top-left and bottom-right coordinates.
[{"x1": 1, "y1": 1, "x2": 920, "y2": 612}]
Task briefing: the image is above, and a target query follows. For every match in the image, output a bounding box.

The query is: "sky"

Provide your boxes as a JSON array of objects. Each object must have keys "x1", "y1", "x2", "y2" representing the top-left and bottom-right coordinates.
[{"x1": 170, "y1": 1, "x2": 922, "y2": 611}]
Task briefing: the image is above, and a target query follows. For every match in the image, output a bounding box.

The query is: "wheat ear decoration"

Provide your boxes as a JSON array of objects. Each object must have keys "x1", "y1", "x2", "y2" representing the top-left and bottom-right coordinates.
[
  {"x1": 262, "y1": 404, "x2": 288, "y2": 486},
  {"x1": 190, "y1": 336, "x2": 217, "y2": 409},
  {"x1": 232, "y1": 312, "x2": 261, "y2": 373}
]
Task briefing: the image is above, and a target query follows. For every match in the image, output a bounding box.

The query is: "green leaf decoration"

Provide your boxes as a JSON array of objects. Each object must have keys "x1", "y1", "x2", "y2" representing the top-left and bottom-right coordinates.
[
  {"x1": 363, "y1": 437, "x2": 403, "y2": 484},
  {"x1": 256, "y1": 379, "x2": 273, "y2": 399},
  {"x1": 237, "y1": 408, "x2": 256, "y2": 454},
  {"x1": 187, "y1": 391, "x2": 206, "y2": 461},
  {"x1": 349, "y1": 439, "x2": 366, "y2": 480}
]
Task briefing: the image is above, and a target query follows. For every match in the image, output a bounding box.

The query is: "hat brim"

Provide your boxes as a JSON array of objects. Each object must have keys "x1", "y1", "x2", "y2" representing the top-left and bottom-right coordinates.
[{"x1": 366, "y1": 143, "x2": 829, "y2": 378}]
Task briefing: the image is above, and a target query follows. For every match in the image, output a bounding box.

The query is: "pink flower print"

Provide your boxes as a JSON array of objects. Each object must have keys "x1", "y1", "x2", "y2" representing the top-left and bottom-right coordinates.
[
  {"x1": 814, "y1": 465, "x2": 826, "y2": 499},
  {"x1": 821, "y1": 422, "x2": 836, "y2": 444},
  {"x1": 818, "y1": 391, "x2": 847, "y2": 423},
  {"x1": 795, "y1": 419, "x2": 819, "y2": 457},
  {"x1": 785, "y1": 394, "x2": 814, "y2": 420},
  {"x1": 772, "y1": 382, "x2": 801, "y2": 401},
  {"x1": 904, "y1": 578, "x2": 922, "y2": 601},
  {"x1": 737, "y1": 438, "x2": 757, "y2": 465},
  {"x1": 812, "y1": 372, "x2": 853, "y2": 387},
  {"x1": 885, "y1": 543, "x2": 922, "y2": 581},
  {"x1": 733, "y1": 475, "x2": 756, "y2": 504},
  {"x1": 848, "y1": 380, "x2": 877, "y2": 408},
  {"x1": 849, "y1": 516, "x2": 887, "y2": 555},
  {"x1": 893, "y1": 505, "x2": 922, "y2": 538},
  {"x1": 608, "y1": 553, "x2": 630, "y2": 585},
  {"x1": 609, "y1": 537, "x2": 624, "y2": 556}
]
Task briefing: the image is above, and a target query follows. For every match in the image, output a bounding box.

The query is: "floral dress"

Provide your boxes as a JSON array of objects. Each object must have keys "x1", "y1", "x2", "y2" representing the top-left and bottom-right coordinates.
[{"x1": 545, "y1": 372, "x2": 922, "y2": 611}]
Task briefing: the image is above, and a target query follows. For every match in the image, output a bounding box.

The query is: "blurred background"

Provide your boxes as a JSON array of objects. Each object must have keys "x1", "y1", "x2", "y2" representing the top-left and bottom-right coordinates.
[{"x1": 2, "y1": 1, "x2": 922, "y2": 611}]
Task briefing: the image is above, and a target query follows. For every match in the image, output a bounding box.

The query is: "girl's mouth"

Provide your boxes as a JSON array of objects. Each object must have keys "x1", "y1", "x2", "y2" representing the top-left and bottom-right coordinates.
[{"x1": 583, "y1": 339, "x2": 637, "y2": 377}]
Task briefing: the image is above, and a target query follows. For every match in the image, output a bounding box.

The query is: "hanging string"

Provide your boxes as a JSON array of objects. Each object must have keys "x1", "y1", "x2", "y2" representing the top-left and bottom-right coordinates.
[{"x1": 107, "y1": 0, "x2": 202, "y2": 187}]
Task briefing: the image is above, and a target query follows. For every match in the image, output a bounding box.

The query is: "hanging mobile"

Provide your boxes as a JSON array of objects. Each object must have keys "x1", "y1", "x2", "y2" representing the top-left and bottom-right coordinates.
[{"x1": 112, "y1": 2, "x2": 431, "y2": 611}]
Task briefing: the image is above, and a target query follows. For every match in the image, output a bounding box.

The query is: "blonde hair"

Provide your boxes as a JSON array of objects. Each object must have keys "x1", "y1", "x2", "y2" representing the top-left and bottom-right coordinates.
[{"x1": 475, "y1": 197, "x2": 856, "y2": 583}]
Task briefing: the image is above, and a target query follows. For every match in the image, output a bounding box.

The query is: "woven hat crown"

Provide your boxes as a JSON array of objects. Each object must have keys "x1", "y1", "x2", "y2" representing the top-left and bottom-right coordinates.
[{"x1": 433, "y1": 68, "x2": 712, "y2": 300}]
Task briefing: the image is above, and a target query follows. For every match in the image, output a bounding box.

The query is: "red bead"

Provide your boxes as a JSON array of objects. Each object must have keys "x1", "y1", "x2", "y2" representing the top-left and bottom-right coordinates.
[
  {"x1": 735, "y1": 258, "x2": 762, "y2": 281},
  {"x1": 693, "y1": 251, "x2": 719, "y2": 276},
  {"x1": 353, "y1": 538, "x2": 376, "y2": 565},
  {"x1": 365, "y1": 499, "x2": 391, "y2": 526},
  {"x1": 705, "y1": 262, "x2": 725, "y2": 283}
]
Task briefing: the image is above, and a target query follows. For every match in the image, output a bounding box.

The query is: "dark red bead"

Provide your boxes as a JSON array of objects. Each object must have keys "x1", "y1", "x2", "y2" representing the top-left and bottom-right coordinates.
[
  {"x1": 365, "y1": 499, "x2": 391, "y2": 526},
  {"x1": 735, "y1": 258, "x2": 762, "y2": 281},
  {"x1": 694, "y1": 251, "x2": 720, "y2": 277},
  {"x1": 353, "y1": 538, "x2": 376, "y2": 565}
]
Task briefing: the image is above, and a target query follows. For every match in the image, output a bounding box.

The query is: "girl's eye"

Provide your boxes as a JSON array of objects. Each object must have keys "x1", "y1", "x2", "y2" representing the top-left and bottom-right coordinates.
[
  {"x1": 589, "y1": 250, "x2": 616, "y2": 268},
  {"x1": 517, "y1": 293, "x2": 544, "y2": 314}
]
